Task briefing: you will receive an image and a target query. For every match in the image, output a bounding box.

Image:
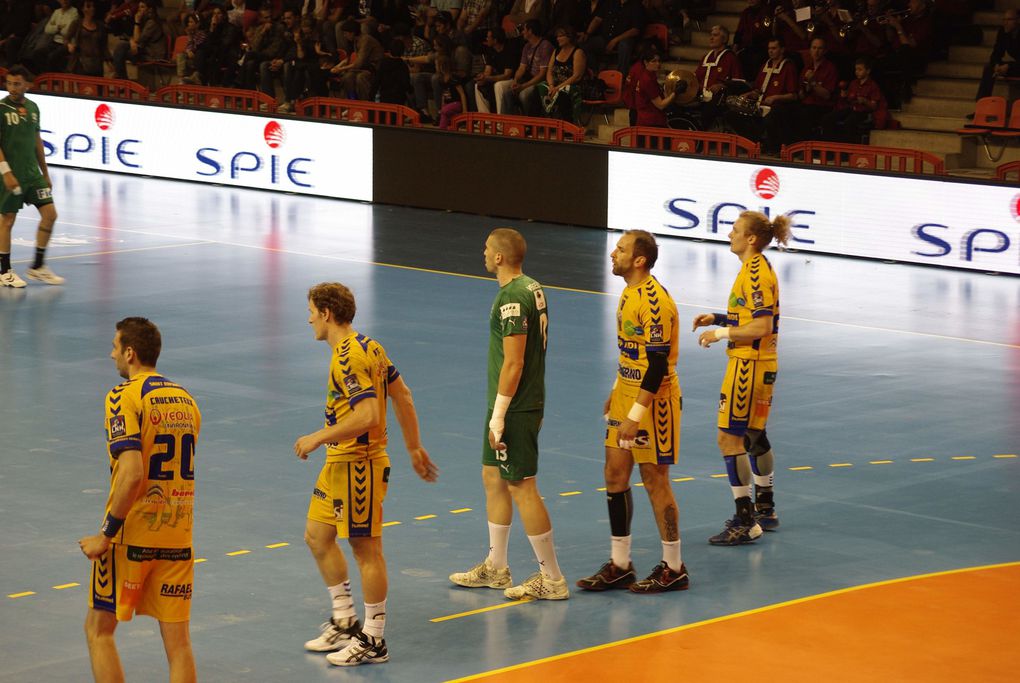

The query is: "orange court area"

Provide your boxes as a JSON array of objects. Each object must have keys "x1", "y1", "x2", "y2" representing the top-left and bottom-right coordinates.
[{"x1": 458, "y1": 562, "x2": 1020, "y2": 683}]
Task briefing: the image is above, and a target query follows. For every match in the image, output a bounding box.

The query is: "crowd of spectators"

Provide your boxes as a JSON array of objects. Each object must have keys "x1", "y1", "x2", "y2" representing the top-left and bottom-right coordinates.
[{"x1": 0, "y1": 0, "x2": 997, "y2": 146}]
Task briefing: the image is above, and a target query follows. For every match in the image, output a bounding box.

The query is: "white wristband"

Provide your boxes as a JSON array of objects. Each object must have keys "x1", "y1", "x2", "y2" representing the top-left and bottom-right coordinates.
[
  {"x1": 714, "y1": 327, "x2": 731, "y2": 341},
  {"x1": 0, "y1": 161, "x2": 10, "y2": 174},
  {"x1": 627, "y1": 402, "x2": 646, "y2": 422},
  {"x1": 491, "y1": 393, "x2": 512, "y2": 420}
]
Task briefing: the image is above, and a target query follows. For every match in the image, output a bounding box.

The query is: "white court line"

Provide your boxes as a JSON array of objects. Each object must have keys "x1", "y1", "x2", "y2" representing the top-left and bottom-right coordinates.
[
  {"x1": 13, "y1": 241, "x2": 214, "y2": 264},
  {"x1": 51, "y1": 220, "x2": 1020, "y2": 350}
]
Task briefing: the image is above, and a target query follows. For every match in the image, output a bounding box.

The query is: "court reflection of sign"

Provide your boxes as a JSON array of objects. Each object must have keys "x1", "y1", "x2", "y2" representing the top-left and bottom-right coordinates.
[
  {"x1": 608, "y1": 151, "x2": 1020, "y2": 275},
  {"x1": 20, "y1": 92, "x2": 372, "y2": 202}
]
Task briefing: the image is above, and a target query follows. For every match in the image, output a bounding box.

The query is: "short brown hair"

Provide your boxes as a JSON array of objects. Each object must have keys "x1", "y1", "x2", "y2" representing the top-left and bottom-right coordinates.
[
  {"x1": 625, "y1": 229, "x2": 659, "y2": 269},
  {"x1": 116, "y1": 317, "x2": 161, "y2": 366},
  {"x1": 489, "y1": 228, "x2": 527, "y2": 267},
  {"x1": 308, "y1": 282, "x2": 357, "y2": 324},
  {"x1": 740, "y1": 211, "x2": 791, "y2": 249}
]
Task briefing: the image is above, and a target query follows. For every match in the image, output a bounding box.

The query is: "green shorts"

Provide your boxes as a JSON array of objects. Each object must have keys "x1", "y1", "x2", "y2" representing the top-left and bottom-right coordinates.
[
  {"x1": 0, "y1": 178, "x2": 53, "y2": 215},
  {"x1": 482, "y1": 409, "x2": 543, "y2": 481}
]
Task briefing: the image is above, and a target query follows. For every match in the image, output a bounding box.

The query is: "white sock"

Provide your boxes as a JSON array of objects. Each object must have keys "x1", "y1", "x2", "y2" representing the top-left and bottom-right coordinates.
[
  {"x1": 610, "y1": 535, "x2": 632, "y2": 569},
  {"x1": 486, "y1": 521, "x2": 511, "y2": 570},
  {"x1": 753, "y1": 474, "x2": 773, "y2": 488},
  {"x1": 362, "y1": 599, "x2": 386, "y2": 639},
  {"x1": 328, "y1": 581, "x2": 355, "y2": 621},
  {"x1": 527, "y1": 530, "x2": 562, "y2": 580},
  {"x1": 661, "y1": 539, "x2": 682, "y2": 571},
  {"x1": 731, "y1": 485, "x2": 752, "y2": 500}
]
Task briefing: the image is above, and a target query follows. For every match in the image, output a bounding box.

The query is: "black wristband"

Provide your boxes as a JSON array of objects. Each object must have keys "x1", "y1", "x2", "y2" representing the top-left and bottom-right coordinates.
[
  {"x1": 712, "y1": 313, "x2": 728, "y2": 326},
  {"x1": 101, "y1": 512, "x2": 125, "y2": 538}
]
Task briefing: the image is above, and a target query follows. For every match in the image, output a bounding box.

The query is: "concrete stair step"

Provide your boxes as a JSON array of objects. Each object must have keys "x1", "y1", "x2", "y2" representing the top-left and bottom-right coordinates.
[
  {"x1": 869, "y1": 129, "x2": 962, "y2": 155},
  {"x1": 714, "y1": 0, "x2": 745, "y2": 14},
  {"x1": 914, "y1": 78, "x2": 978, "y2": 98},
  {"x1": 981, "y1": 26, "x2": 998, "y2": 47},
  {"x1": 948, "y1": 45, "x2": 995, "y2": 64},
  {"x1": 612, "y1": 107, "x2": 631, "y2": 126},
  {"x1": 973, "y1": 11, "x2": 1003, "y2": 27},
  {"x1": 893, "y1": 112, "x2": 967, "y2": 133},
  {"x1": 903, "y1": 96, "x2": 976, "y2": 118},
  {"x1": 663, "y1": 61, "x2": 699, "y2": 74},
  {"x1": 669, "y1": 45, "x2": 709, "y2": 62},
  {"x1": 691, "y1": 32, "x2": 711, "y2": 48},
  {"x1": 598, "y1": 122, "x2": 627, "y2": 142},
  {"x1": 707, "y1": 14, "x2": 740, "y2": 32},
  {"x1": 974, "y1": 142, "x2": 1020, "y2": 170},
  {"x1": 945, "y1": 167, "x2": 996, "y2": 180},
  {"x1": 925, "y1": 61, "x2": 985, "y2": 79}
]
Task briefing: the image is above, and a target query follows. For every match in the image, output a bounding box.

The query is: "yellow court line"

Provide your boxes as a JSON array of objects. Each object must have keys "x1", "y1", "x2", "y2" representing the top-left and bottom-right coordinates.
[
  {"x1": 869, "y1": 460, "x2": 894, "y2": 465},
  {"x1": 265, "y1": 543, "x2": 289, "y2": 549},
  {"x1": 8, "y1": 591, "x2": 35, "y2": 599},
  {"x1": 226, "y1": 550, "x2": 250, "y2": 557},
  {"x1": 710, "y1": 474, "x2": 728, "y2": 479},
  {"x1": 450, "y1": 508, "x2": 473, "y2": 514},
  {"x1": 634, "y1": 483, "x2": 645, "y2": 487},
  {"x1": 53, "y1": 583, "x2": 80, "y2": 590},
  {"x1": 596, "y1": 487, "x2": 608, "y2": 492},
  {"x1": 415, "y1": 514, "x2": 437, "y2": 521},
  {"x1": 383, "y1": 521, "x2": 402, "y2": 527},
  {"x1": 993, "y1": 454, "x2": 1018, "y2": 459},
  {"x1": 57, "y1": 220, "x2": 1020, "y2": 349},
  {"x1": 559, "y1": 491, "x2": 582, "y2": 497},
  {"x1": 910, "y1": 458, "x2": 935, "y2": 462},
  {"x1": 194, "y1": 558, "x2": 207, "y2": 564},
  {"x1": 444, "y1": 560, "x2": 1020, "y2": 682},
  {"x1": 431, "y1": 598, "x2": 534, "y2": 623},
  {"x1": 673, "y1": 477, "x2": 695, "y2": 482},
  {"x1": 789, "y1": 466, "x2": 813, "y2": 471},
  {"x1": 829, "y1": 463, "x2": 853, "y2": 468},
  {"x1": 951, "y1": 456, "x2": 976, "y2": 461},
  {"x1": 15, "y1": 241, "x2": 214, "y2": 264}
]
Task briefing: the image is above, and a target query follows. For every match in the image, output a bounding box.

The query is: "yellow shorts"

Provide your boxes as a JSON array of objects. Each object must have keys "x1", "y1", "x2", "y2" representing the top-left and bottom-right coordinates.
[
  {"x1": 89, "y1": 544, "x2": 193, "y2": 623},
  {"x1": 604, "y1": 381, "x2": 681, "y2": 465},
  {"x1": 308, "y1": 457, "x2": 390, "y2": 538},
  {"x1": 718, "y1": 357, "x2": 777, "y2": 435}
]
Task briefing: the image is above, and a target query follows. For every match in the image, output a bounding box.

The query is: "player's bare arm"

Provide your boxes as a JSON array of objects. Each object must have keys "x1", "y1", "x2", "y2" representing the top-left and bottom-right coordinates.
[
  {"x1": 35, "y1": 134, "x2": 49, "y2": 186},
  {"x1": 294, "y1": 397, "x2": 380, "y2": 459},
  {"x1": 0, "y1": 148, "x2": 18, "y2": 193},
  {"x1": 488, "y1": 333, "x2": 526, "y2": 451},
  {"x1": 698, "y1": 315, "x2": 772, "y2": 348},
  {"x1": 78, "y1": 449, "x2": 143, "y2": 559},
  {"x1": 388, "y1": 375, "x2": 439, "y2": 482}
]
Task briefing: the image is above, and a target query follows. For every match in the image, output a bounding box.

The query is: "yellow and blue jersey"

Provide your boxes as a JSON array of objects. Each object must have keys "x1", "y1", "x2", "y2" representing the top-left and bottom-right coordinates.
[
  {"x1": 324, "y1": 331, "x2": 398, "y2": 463},
  {"x1": 726, "y1": 253, "x2": 779, "y2": 361},
  {"x1": 104, "y1": 372, "x2": 201, "y2": 549},
  {"x1": 616, "y1": 275, "x2": 679, "y2": 396}
]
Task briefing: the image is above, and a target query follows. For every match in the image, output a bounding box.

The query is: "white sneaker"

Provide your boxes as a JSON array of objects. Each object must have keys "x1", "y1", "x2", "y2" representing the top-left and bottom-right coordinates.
[
  {"x1": 449, "y1": 559, "x2": 512, "y2": 589},
  {"x1": 326, "y1": 632, "x2": 389, "y2": 666},
  {"x1": 26, "y1": 265, "x2": 65, "y2": 285},
  {"x1": 303, "y1": 617, "x2": 361, "y2": 652},
  {"x1": 0, "y1": 270, "x2": 26, "y2": 288},
  {"x1": 504, "y1": 572, "x2": 569, "y2": 601}
]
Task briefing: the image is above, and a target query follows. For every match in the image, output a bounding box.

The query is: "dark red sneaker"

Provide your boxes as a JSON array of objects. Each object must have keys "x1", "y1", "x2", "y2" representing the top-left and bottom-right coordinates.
[
  {"x1": 628, "y1": 561, "x2": 689, "y2": 593},
  {"x1": 575, "y1": 560, "x2": 636, "y2": 591}
]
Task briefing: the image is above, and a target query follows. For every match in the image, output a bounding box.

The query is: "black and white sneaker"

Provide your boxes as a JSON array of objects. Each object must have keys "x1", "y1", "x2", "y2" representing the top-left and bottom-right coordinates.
[
  {"x1": 326, "y1": 632, "x2": 389, "y2": 666},
  {"x1": 303, "y1": 617, "x2": 361, "y2": 652}
]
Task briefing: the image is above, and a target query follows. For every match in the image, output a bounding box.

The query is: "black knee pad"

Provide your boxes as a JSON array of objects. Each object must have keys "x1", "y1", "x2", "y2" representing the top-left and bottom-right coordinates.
[{"x1": 744, "y1": 430, "x2": 771, "y2": 458}]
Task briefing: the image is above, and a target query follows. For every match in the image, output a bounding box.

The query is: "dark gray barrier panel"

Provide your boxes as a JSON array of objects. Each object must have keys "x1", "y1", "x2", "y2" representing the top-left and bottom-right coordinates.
[{"x1": 373, "y1": 126, "x2": 608, "y2": 228}]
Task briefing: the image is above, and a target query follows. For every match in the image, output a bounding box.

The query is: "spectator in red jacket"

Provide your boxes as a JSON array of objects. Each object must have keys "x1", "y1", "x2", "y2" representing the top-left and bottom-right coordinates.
[{"x1": 820, "y1": 55, "x2": 884, "y2": 142}]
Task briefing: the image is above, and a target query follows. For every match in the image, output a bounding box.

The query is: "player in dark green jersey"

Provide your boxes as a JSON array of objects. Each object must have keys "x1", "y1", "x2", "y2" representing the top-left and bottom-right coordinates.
[
  {"x1": 449, "y1": 228, "x2": 569, "y2": 601},
  {"x1": 0, "y1": 66, "x2": 63, "y2": 288}
]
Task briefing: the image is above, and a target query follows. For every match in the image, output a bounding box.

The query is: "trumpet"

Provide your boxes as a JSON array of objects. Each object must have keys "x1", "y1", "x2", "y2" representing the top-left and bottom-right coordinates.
[{"x1": 762, "y1": 5, "x2": 784, "y2": 29}]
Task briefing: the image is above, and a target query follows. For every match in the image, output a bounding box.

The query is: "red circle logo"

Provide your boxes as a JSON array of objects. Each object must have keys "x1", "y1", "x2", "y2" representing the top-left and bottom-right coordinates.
[
  {"x1": 264, "y1": 121, "x2": 285, "y2": 149},
  {"x1": 94, "y1": 104, "x2": 115, "y2": 131},
  {"x1": 1012, "y1": 194, "x2": 1020, "y2": 222},
  {"x1": 751, "y1": 168, "x2": 780, "y2": 200}
]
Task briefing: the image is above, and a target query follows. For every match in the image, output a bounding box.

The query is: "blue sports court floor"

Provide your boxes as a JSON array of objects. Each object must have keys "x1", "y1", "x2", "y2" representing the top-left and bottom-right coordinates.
[{"x1": 1, "y1": 168, "x2": 1018, "y2": 681}]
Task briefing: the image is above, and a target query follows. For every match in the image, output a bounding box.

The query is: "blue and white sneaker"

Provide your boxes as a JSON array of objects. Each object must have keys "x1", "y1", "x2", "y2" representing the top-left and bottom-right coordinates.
[{"x1": 708, "y1": 516, "x2": 763, "y2": 546}]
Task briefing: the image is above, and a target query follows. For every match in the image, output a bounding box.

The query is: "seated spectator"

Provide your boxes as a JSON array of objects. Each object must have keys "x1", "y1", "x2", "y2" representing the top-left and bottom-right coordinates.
[
  {"x1": 68, "y1": 0, "x2": 110, "y2": 76},
  {"x1": 582, "y1": 0, "x2": 644, "y2": 74},
  {"x1": 505, "y1": 0, "x2": 548, "y2": 35},
  {"x1": 976, "y1": 8, "x2": 1019, "y2": 101},
  {"x1": 535, "y1": 26, "x2": 586, "y2": 122},
  {"x1": 495, "y1": 18, "x2": 552, "y2": 115},
  {"x1": 469, "y1": 27, "x2": 520, "y2": 111},
  {"x1": 398, "y1": 21, "x2": 438, "y2": 120},
  {"x1": 364, "y1": 0, "x2": 413, "y2": 35},
  {"x1": 456, "y1": 0, "x2": 496, "y2": 54},
  {"x1": 622, "y1": 46, "x2": 675, "y2": 127},
  {"x1": 820, "y1": 56, "x2": 884, "y2": 142},
  {"x1": 764, "y1": 36, "x2": 837, "y2": 149},
  {"x1": 279, "y1": 16, "x2": 322, "y2": 110},
  {"x1": 435, "y1": 36, "x2": 469, "y2": 127},
  {"x1": 238, "y1": 7, "x2": 279, "y2": 89},
  {"x1": 1, "y1": 0, "x2": 36, "y2": 67},
  {"x1": 259, "y1": 10, "x2": 298, "y2": 102},
  {"x1": 428, "y1": 0, "x2": 464, "y2": 30},
  {"x1": 695, "y1": 24, "x2": 741, "y2": 130},
  {"x1": 724, "y1": 36, "x2": 798, "y2": 151},
  {"x1": 374, "y1": 38, "x2": 412, "y2": 105},
  {"x1": 330, "y1": 19, "x2": 385, "y2": 99},
  {"x1": 27, "y1": 0, "x2": 79, "y2": 72},
  {"x1": 734, "y1": 0, "x2": 769, "y2": 84},
  {"x1": 111, "y1": 0, "x2": 166, "y2": 80},
  {"x1": 105, "y1": 0, "x2": 139, "y2": 38},
  {"x1": 176, "y1": 13, "x2": 208, "y2": 84},
  {"x1": 770, "y1": 0, "x2": 809, "y2": 63},
  {"x1": 198, "y1": 5, "x2": 243, "y2": 85},
  {"x1": 807, "y1": 0, "x2": 852, "y2": 80},
  {"x1": 885, "y1": 0, "x2": 934, "y2": 104}
]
